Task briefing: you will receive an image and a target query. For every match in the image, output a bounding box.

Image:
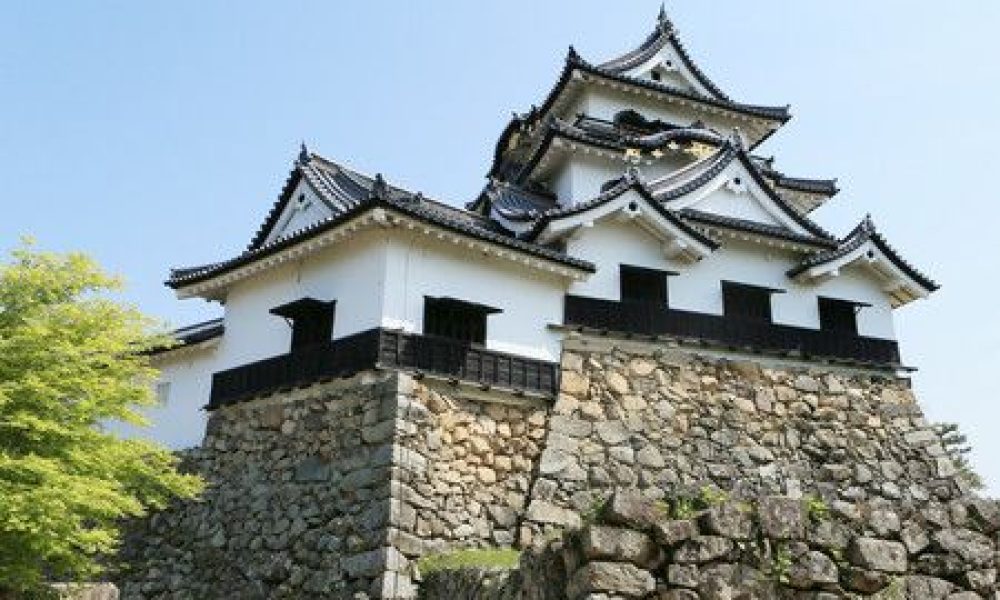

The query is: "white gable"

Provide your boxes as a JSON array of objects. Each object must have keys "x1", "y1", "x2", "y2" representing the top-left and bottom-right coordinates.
[
  {"x1": 660, "y1": 161, "x2": 812, "y2": 237},
  {"x1": 536, "y1": 187, "x2": 714, "y2": 262},
  {"x1": 262, "y1": 181, "x2": 334, "y2": 246},
  {"x1": 622, "y1": 43, "x2": 711, "y2": 97}
]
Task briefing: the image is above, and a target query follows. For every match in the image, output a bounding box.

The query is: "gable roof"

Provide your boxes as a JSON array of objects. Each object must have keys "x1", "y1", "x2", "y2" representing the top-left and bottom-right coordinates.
[
  {"x1": 168, "y1": 150, "x2": 595, "y2": 291},
  {"x1": 645, "y1": 138, "x2": 838, "y2": 243},
  {"x1": 787, "y1": 216, "x2": 939, "y2": 299},
  {"x1": 524, "y1": 168, "x2": 719, "y2": 255},
  {"x1": 598, "y1": 5, "x2": 733, "y2": 102}
]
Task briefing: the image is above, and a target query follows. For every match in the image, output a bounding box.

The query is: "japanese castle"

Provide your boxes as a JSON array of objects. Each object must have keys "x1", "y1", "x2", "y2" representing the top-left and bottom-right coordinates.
[{"x1": 152, "y1": 8, "x2": 937, "y2": 448}]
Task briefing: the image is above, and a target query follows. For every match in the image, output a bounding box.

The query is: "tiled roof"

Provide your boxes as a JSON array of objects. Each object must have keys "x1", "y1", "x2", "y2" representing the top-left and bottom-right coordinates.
[
  {"x1": 479, "y1": 180, "x2": 558, "y2": 222},
  {"x1": 787, "y1": 216, "x2": 939, "y2": 291},
  {"x1": 678, "y1": 209, "x2": 838, "y2": 249},
  {"x1": 760, "y1": 166, "x2": 839, "y2": 196},
  {"x1": 513, "y1": 116, "x2": 727, "y2": 183},
  {"x1": 567, "y1": 47, "x2": 791, "y2": 122},
  {"x1": 167, "y1": 152, "x2": 595, "y2": 289},
  {"x1": 598, "y1": 5, "x2": 733, "y2": 103},
  {"x1": 523, "y1": 169, "x2": 719, "y2": 250},
  {"x1": 147, "y1": 317, "x2": 224, "y2": 355}
]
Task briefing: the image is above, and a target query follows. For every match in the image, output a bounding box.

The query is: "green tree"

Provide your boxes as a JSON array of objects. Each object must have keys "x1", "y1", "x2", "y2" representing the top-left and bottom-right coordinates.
[
  {"x1": 0, "y1": 242, "x2": 203, "y2": 595},
  {"x1": 934, "y1": 421, "x2": 985, "y2": 492}
]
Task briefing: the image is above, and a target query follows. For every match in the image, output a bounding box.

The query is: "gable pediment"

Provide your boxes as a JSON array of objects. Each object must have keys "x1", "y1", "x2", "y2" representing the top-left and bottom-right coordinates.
[
  {"x1": 532, "y1": 182, "x2": 718, "y2": 262},
  {"x1": 262, "y1": 180, "x2": 335, "y2": 246},
  {"x1": 621, "y1": 43, "x2": 706, "y2": 96},
  {"x1": 660, "y1": 157, "x2": 816, "y2": 238}
]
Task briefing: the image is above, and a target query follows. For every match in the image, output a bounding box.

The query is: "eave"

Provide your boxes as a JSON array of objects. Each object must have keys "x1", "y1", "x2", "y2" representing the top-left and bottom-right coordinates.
[{"x1": 169, "y1": 203, "x2": 595, "y2": 300}]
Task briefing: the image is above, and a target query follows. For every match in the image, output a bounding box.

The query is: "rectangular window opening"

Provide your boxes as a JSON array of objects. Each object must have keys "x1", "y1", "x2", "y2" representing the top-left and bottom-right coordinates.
[
  {"x1": 620, "y1": 265, "x2": 673, "y2": 306},
  {"x1": 722, "y1": 281, "x2": 778, "y2": 323},
  {"x1": 819, "y1": 297, "x2": 864, "y2": 335},
  {"x1": 270, "y1": 298, "x2": 336, "y2": 352},
  {"x1": 423, "y1": 297, "x2": 501, "y2": 345}
]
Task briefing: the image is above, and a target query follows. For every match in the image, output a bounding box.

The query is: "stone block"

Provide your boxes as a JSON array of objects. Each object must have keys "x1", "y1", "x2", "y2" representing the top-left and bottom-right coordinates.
[
  {"x1": 758, "y1": 496, "x2": 805, "y2": 540},
  {"x1": 900, "y1": 521, "x2": 930, "y2": 555},
  {"x1": 526, "y1": 500, "x2": 581, "y2": 528},
  {"x1": 579, "y1": 525, "x2": 657, "y2": 565},
  {"x1": 902, "y1": 575, "x2": 956, "y2": 599},
  {"x1": 672, "y1": 536, "x2": 734, "y2": 564},
  {"x1": 787, "y1": 550, "x2": 838, "y2": 590},
  {"x1": 603, "y1": 490, "x2": 663, "y2": 530},
  {"x1": 931, "y1": 528, "x2": 995, "y2": 566},
  {"x1": 699, "y1": 503, "x2": 752, "y2": 540},
  {"x1": 849, "y1": 538, "x2": 907, "y2": 573},
  {"x1": 652, "y1": 519, "x2": 698, "y2": 547},
  {"x1": 840, "y1": 567, "x2": 890, "y2": 594},
  {"x1": 566, "y1": 562, "x2": 655, "y2": 598}
]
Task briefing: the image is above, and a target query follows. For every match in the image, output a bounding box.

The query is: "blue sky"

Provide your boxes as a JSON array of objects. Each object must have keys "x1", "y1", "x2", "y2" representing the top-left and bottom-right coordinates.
[{"x1": 2, "y1": 2, "x2": 998, "y2": 493}]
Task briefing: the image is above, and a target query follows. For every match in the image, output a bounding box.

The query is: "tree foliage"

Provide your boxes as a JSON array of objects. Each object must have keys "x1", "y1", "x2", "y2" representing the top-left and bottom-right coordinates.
[
  {"x1": 0, "y1": 242, "x2": 203, "y2": 594},
  {"x1": 935, "y1": 421, "x2": 985, "y2": 492}
]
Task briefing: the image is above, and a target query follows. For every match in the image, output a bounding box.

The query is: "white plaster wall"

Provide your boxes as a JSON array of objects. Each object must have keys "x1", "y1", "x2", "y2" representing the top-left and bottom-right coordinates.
[
  {"x1": 380, "y1": 233, "x2": 568, "y2": 360},
  {"x1": 690, "y1": 185, "x2": 782, "y2": 225},
  {"x1": 109, "y1": 347, "x2": 216, "y2": 450},
  {"x1": 218, "y1": 230, "x2": 389, "y2": 368},
  {"x1": 544, "y1": 154, "x2": 688, "y2": 207},
  {"x1": 566, "y1": 220, "x2": 896, "y2": 339}
]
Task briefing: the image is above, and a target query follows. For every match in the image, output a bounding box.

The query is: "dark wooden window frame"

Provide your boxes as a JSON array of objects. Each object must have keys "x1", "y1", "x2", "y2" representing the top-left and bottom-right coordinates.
[
  {"x1": 722, "y1": 281, "x2": 783, "y2": 324},
  {"x1": 818, "y1": 297, "x2": 870, "y2": 336},
  {"x1": 423, "y1": 296, "x2": 501, "y2": 346},
  {"x1": 620, "y1": 264, "x2": 677, "y2": 307},
  {"x1": 270, "y1": 297, "x2": 336, "y2": 352}
]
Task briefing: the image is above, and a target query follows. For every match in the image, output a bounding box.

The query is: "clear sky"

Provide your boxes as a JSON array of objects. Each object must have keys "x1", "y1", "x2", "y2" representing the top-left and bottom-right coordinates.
[{"x1": 2, "y1": 2, "x2": 998, "y2": 493}]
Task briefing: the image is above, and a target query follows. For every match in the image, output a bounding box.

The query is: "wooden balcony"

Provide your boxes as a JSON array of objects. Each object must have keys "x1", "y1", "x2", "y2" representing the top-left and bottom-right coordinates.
[
  {"x1": 563, "y1": 295, "x2": 901, "y2": 367},
  {"x1": 208, "y1": 328, "x2": 558, "y2": 409}
]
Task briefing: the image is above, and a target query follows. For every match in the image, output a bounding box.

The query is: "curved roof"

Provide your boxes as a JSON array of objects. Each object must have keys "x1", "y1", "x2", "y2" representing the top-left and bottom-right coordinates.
[
  {"x1": 598, "y1": 5, "x2": 732, "y2": 102},
  {"x1": 787, "y1": 216, "x2": 939, "y2": 292},
  {"x1": 168, "y1": 150, "x2": 594, "y2": 289},
  {"x1": 523, "y1": 169, "x2": 719, "y2": 251}
]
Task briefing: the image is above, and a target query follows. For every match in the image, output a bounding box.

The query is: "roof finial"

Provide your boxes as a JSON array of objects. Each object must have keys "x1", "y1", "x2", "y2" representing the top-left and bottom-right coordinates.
[
  {"x1": 567, "y1": 45, "x2": 583, "y2": 65},
  {"x1": 861, "y1": 213, "x2": 876, "y2": 232},
  {"x1": 657, "y1": 3, "x2": 674, "y2": 33},
  {"x1": 370, "y1": 173, "x2": 388, "y2": 201},
  {"x1": 729, "y1": 128, "x2": 745, "y2": 151},
  {"x1": 296, "y1": 141, "x2": 310, "y2": 165}
]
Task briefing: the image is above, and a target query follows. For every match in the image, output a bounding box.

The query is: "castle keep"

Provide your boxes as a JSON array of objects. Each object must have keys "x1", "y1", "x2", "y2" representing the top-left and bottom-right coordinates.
[{"x1": 123, "y1": 8, "x2": 999, "y2": 600}]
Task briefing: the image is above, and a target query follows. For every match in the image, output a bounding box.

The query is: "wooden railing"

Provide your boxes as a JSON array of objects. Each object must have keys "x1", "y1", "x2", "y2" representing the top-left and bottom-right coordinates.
[
  {"x1": 208, "y1": 329, "x2": 558, "y2": 409},
  {"x1": 563, "y1": 295, "x2": 901, "y2": 366}
]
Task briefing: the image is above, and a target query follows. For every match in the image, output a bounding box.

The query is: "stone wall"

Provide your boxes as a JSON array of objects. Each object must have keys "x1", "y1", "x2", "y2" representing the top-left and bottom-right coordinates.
[
  {"x1": 118, "y1": 333, "x2": 989, "y2": 598},
  {"x1": 512, "y1": 489, "x2": 1000, "y2": 599},
  {"x1": 522, "y1": 336, "x2": 970, "y2": 544},
  {"x1": 391, "y1": 382, "x2": 548, "y2": 555},
  {"x1": 118, "y1": 372, "x2": 410, "y2": 599}
]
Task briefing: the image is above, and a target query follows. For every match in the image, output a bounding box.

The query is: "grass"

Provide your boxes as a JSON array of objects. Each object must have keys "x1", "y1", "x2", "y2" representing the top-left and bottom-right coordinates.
[{"x1": 416, "y1": 548, "x2": 521, "y2": 574}]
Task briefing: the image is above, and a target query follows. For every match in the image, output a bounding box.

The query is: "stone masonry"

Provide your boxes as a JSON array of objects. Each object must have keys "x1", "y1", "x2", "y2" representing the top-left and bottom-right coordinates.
[{"x1": 119, "y1": 333, "x2": 995, "y2": 598}]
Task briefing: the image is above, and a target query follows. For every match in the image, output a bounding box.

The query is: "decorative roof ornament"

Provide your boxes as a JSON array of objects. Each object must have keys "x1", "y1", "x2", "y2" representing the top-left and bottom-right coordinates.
[
  {"x1": 657, "y1": 3, "x2": 675, "y2": 34},
  {"x1": 370, "y1": 173, "x2": 388, "y2": 201},
  {"x1": 860, "y1": 213, "x2": 877, "y2": 234},
  {"x1": 729, "y1": 128, "x2": 745, "y2": 151},
  {"x1": 625, "y1": 164, "x2": 642, "y2": 182},
  {"x1": 567, "y1": 45, "x2": 583, "y2": 65},
  {"x1": 296, "y1": 142, "x2": 310, "y2": 166}
]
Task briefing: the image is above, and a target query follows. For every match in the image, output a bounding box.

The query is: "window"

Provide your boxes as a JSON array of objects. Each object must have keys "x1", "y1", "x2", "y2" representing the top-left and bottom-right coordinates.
[
  {"x1": 270, "y1": 298, "x2": 336, "y2": 352},
  {"x1": 819, "y1": 297, "x2": 863, "y2": 335},
  {"x1": 722, "y1": 282, "x2": 777, "y2": 323},
  {"x1": 650, "y1": 70, "x2": 662, "y2": 82},
  {"x1": 620, "y1": 265, "x2": 672, "y2": 306},
  {"x1": 423, "y1": 297, "x2": 501, "y2": 345},
  {"x1": 155, "y1": 381, "x2": 171, "y2": 406}
]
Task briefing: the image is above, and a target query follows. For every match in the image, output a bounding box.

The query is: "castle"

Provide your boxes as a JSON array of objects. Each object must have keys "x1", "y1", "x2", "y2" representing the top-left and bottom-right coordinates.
[{"x1": 122, "y1": 8, "x2": 999, "y2": 600}]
